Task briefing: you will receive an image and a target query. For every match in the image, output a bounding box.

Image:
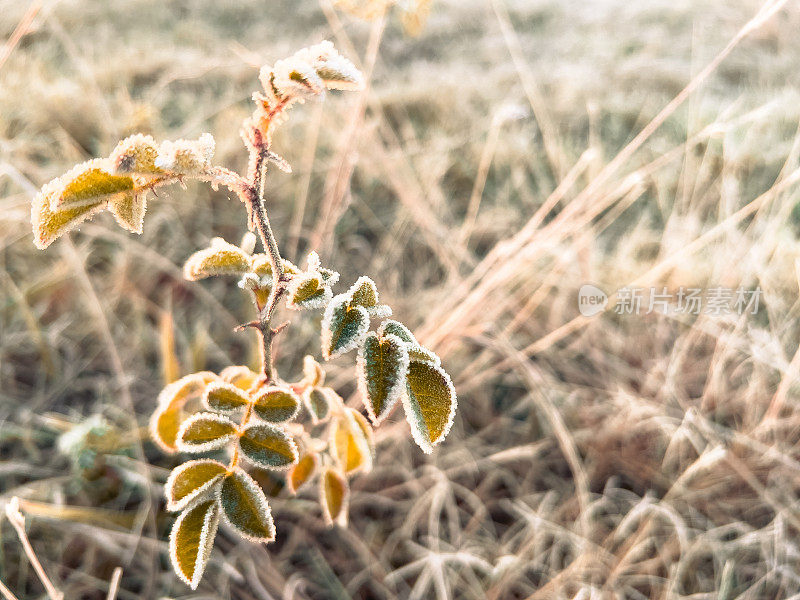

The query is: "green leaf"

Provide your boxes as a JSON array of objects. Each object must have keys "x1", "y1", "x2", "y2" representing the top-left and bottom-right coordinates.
[
  {"x1": 378, "y1": 319, "x2": 416, "y2": 344},
  {"x1": 169, "y1": 500, "x2": 219, "y2": 590},
  {"x1": 285, "y1": 272, "x2": 332, "y2": 311},
  {"x1": 177, "y1": 413, "x2": 238, "y2": 453},
  {"x1": 204, "y1": 382, "x2": 251, "y2": 414},
  {"x1": 287, "y1": 453, "x2": 318, "y2": 495},
  {"x1": 252, "y1": 386, "x2": 300, "y2": 423},
  {"x1": 347, "y1": 276, "x2": 379, "y2": 308},
  {"x1": 330, "y1": 408, "x2": 373, "y2": 474},
  {"x1": 218, "y1": 468, "x2": 275, "y2": 543},
  {"x1": 357, "y1": 332, "x2": 409, "y2": 425},
  {"x1": 184, "y1": 238, "x2": 252, "y2": 281},
  {"x1": 238, "y1": 423, "x2": 298, "y2": 470},
  {"x1": 165, "y1": 459, "x2": 227, "y2": 512},
  {"x1": 321, "y1": 293, "x2": 370, "y2": 360},
  {"x1": 150, "y1": 372, "x2": 218, "y2": 453},
  {"x1": 319, "y1": 467, "x2": 349, "y2": 527},
  {"x1": 402, "y1": 361, "x2": 457, "y2": 454},
  {"x1": 302, "y1": 387, "x2": 333, "y2": 424}
]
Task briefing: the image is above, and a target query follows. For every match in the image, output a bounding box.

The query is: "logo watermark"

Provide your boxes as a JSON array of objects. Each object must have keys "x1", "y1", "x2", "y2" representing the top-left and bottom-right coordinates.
[
  {"x1": 578, "y1": 285, "x2": 762, "y2": 317},
  {"x1": 578, "y1": 284, "x2": 608, "y2": 317}
]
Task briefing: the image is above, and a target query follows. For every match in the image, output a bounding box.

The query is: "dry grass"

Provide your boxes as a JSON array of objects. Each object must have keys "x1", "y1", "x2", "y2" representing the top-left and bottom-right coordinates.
[{"x1": 3, "y1": 0, "x2": 800, "y2": 597}]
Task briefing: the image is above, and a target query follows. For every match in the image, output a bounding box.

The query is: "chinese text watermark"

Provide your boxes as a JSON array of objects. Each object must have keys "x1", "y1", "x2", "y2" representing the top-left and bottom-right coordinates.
[{"x1": 578, "y1": 285, "x2": 762, "y2": 317}]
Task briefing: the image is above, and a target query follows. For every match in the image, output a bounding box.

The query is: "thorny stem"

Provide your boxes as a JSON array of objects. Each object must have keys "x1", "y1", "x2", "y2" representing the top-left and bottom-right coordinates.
[
  {"x1": 226, "y1": 116, "x2": 292, "y2": 471},
  {"x1": 246, "y1": 138, "x2": 290, "y2": 384}
]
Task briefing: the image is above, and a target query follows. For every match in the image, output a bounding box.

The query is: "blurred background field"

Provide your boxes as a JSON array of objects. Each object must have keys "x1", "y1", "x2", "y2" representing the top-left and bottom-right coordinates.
[{"x1": 3, "y1": 0, "x2": 800, "y2": 597}]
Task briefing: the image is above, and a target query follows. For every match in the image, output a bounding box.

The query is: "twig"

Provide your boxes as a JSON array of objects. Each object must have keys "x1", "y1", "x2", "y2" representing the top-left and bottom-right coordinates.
[
  {"x1": 245, "y1": 140, "x2": 290, "y2": 383},
  {"x1": 106, "y1": 567, "x2": 123, "y2": 600},
  {"x1": 0, "y1": 0, "x2": 41, "y2": 73},
  {"x1": 0, "y1": 579, "x2": 19, "y2": 600},
  {"x1": 4, "y1": 498, "x2": 64, "y2": 600}
]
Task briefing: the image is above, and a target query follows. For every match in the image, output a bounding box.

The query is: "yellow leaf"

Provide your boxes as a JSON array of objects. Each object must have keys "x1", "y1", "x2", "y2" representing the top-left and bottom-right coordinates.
[
  {"x1": 319, "y1": 467, "x2": 349, "y2": 527},
  {"x1": 176, "y1": 412, "x2": 238, "y2": 453},
  {"x1": 285, "y1": 272, "x2": 332, "y2": 311},
  {"x1": 107, "y1": 190, "x2": 147, "y2": 234},
  {"x1": 347, "y1": 275, "x2": 379, "y2": 308},
  {"x1": 303, "y1": 355, "x2": 325, "y2": 388},
  {"x1": 330, "y1": 408, "x2": 372, "y2": 475},
  {"x1": 165, "y1": 459, "x2": 227, "y2": 512},
  {"x1": 169, "y1": 500, "x2": 219, "y2": 590},
  {"x1": 53, "y1": 158, "x2": 136, "y2": 210},
  {"x1": 31, "y1": 183, "x2": 106, "y2": 249},
  {"x1": 150, "y1": 372, "x2": 218, "y2": 453},
  {"x1": 110, "y1": 134, "x2": 163, "y2": 174},
  {"x1": 287, "y1": 453, "x2": 318, "y2": 495},
  {"x1": 183, "y1": 238, "x2": 252, "y2": 281},
  {"x1": 154, "y1": 133, "x2": 215, "y2": 176},
  {"x1": 402, "y1": 361, "x2": 457, "y2": 454},
  {"x1": 219, "y1": 365, "x2": 260, "y2": 392}
]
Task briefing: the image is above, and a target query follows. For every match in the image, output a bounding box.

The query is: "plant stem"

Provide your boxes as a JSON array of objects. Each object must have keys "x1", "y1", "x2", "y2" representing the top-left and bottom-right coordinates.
[{"x1": 246, "y1": 143, "x2": 290, "y2": 383}]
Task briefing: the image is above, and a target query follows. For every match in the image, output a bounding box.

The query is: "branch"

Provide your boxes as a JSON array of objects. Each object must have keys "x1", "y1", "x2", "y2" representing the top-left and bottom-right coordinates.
[{"x1": 243, "y1": 130, "x2": 290, "y2": 383}]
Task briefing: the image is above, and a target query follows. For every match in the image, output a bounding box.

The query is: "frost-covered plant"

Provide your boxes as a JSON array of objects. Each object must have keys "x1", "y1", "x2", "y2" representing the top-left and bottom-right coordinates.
[{"x1": 30, "y1": 41, "x2": 457, "y2": 589}]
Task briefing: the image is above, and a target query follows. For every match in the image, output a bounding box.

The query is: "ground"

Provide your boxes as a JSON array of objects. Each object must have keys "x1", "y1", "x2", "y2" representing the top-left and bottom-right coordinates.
[{"x1": 2, "y1": 0, "x2": 800, "y2": 598}]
